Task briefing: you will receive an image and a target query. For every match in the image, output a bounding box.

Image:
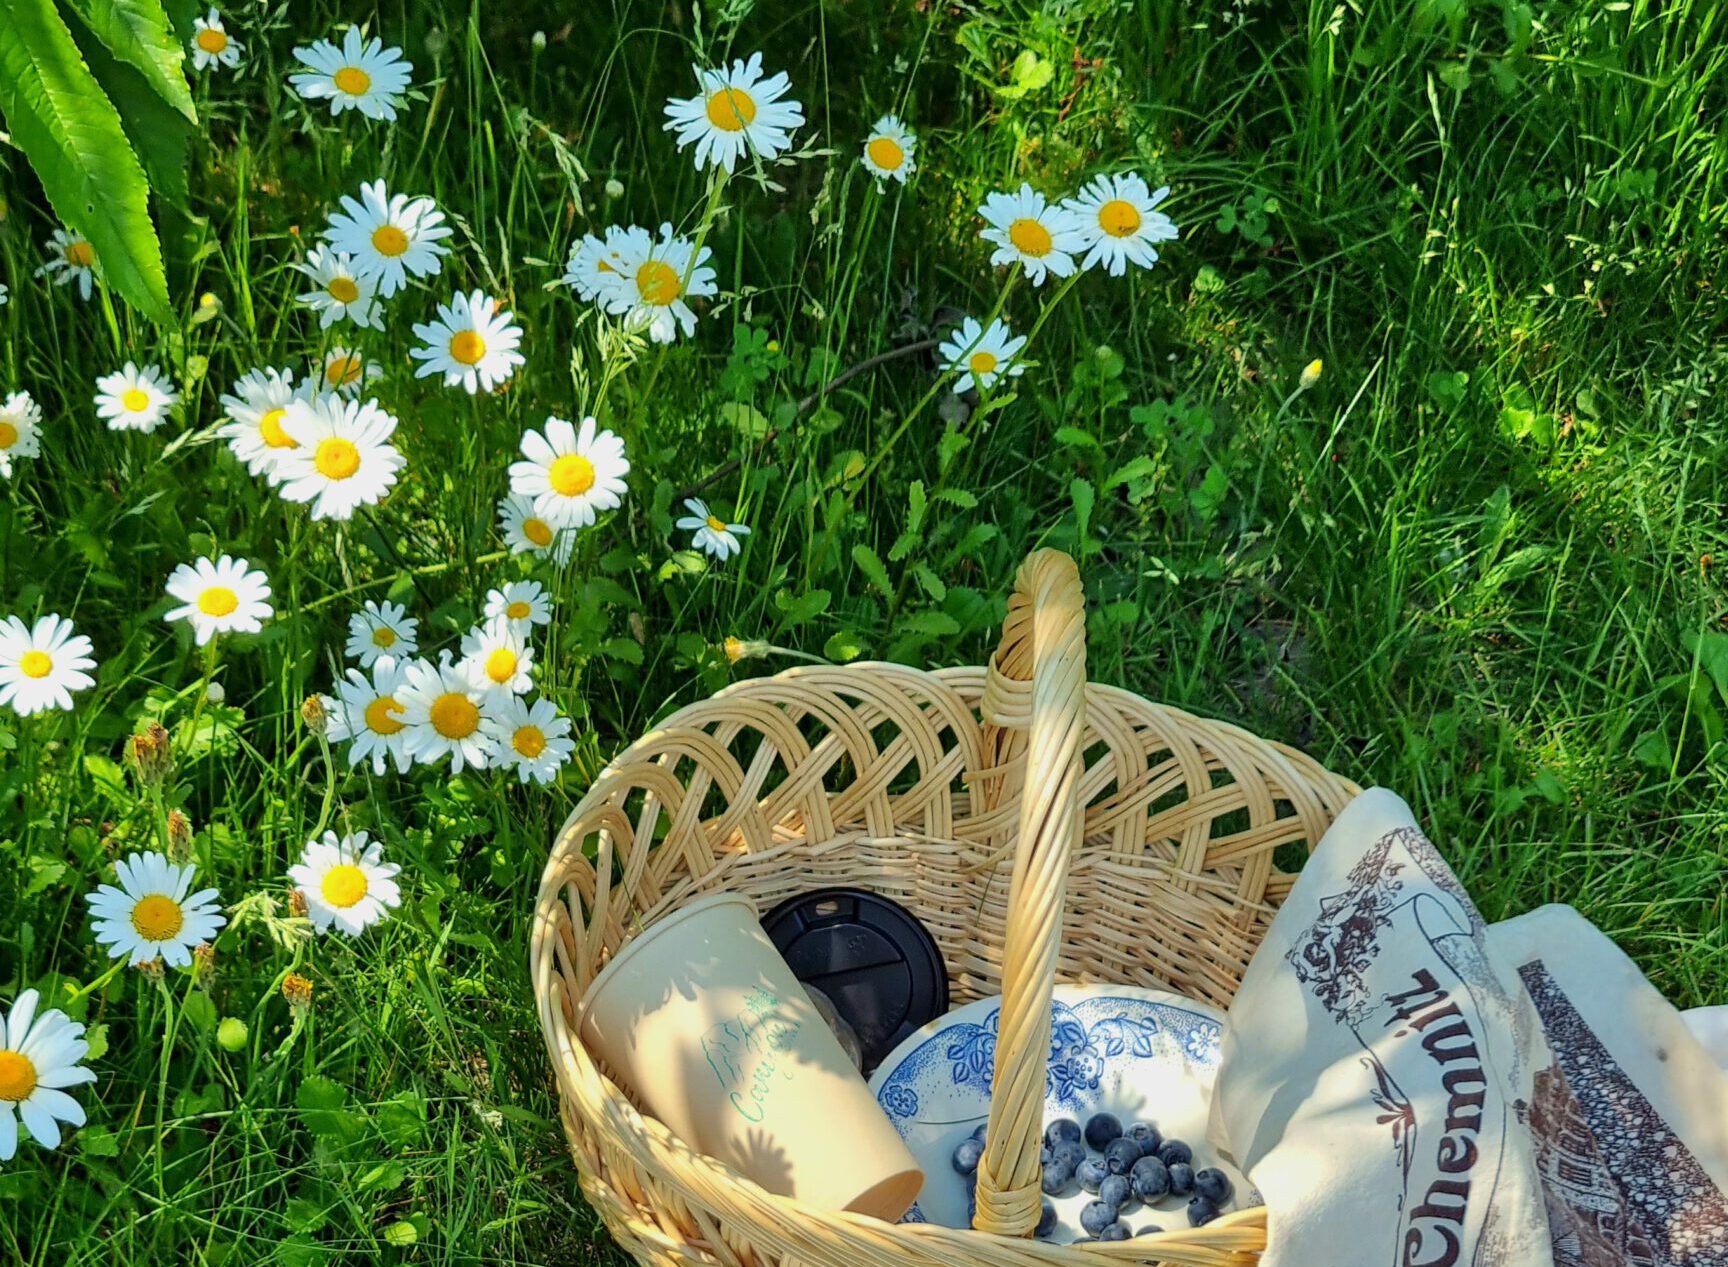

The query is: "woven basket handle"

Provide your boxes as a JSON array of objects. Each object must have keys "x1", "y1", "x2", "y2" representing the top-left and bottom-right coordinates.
[{"x1": 972, "y1": 550, "x2": 1087, "y2": 1238}]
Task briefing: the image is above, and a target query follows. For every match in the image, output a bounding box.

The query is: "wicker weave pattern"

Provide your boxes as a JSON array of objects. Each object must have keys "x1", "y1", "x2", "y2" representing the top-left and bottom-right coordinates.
[{"x1": 532, "y1": 550, "x2": 1360, "y2": 1267}]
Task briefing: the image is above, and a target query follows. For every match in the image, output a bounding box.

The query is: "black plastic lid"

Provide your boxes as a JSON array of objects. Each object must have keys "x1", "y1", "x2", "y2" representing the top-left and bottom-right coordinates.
[{"x1": 761, "y1": 887, "x2": 949, "y2": 1074}]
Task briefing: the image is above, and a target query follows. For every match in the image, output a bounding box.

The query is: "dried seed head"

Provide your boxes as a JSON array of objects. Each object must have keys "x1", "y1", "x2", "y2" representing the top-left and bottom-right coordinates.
[
  {"x1": 300, "y1": 694, "x2": 329, "y2": 735},
  {"x1": 125, "y1": 722, "x2": 173, "y2": 784},
  {"x1": 282, "y1": 972, "x2": 314, "y2": 1013}
]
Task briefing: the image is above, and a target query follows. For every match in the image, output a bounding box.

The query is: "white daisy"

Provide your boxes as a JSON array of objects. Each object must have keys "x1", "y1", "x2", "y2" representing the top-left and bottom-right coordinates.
[
  {"x1": 508, "y1": 416, "x2": 630, "y2": 530},
  {"x1": 293, "y1": 246, "x2": 382, "y2": 329},
  {"x1": 345, "y1": 599, "x2": 418, "y2": 667},
  {"x1": 482, "y1": 695, "x2": 574, "y2": 785},
  {"x1": 95, "y1": 362, "x2": 178, "y2": 434},
  {"x1": 0, "y1": 614, "x2": 96, "y2": 717},
  {"x1": 190, "y1": 9, "x2": 243, "y2": 71},
  {"x1": 409, "y1": 289, "x2": 524, "y2": 394},
  {"x1": 860, "y1": 115, "x2": 917, "y2": 184},
  {"x1": 1063, "y1": 173, "x2": 1179, "y2": 276},
  {"x1": 561, "y1": 226, "x2": 631, "y2": 303},
  {"x1": 0, "y1": 391, "x2": 44, "y2": 479},
  {"x1": 458, "y1": 615, "x2": 534, "y2": 699},
  {"x1": 978, "y1": 184, "x2": 1086, "y2": 286},
  {"x1": 276, "y1": 393, "x2": 404, "y2": 521},
  {"x1": 287, "y1": 830, "x2": 402, "y2": 938},
  {"x1": 164, "y1": 555, "x2": 273, "y2": 645},
  {"x1": 0, "y1": 989, "x2": 96, "y2": 1163},
  {"x1": 397, "y1": 654, "x2": 493, "y2": 772},
  {"x1": 323, "y1": 179, "x2": 451, "y2": 297},
  {"x1": 663, "y1": 52, "x2": 805, "y2": 174},
  {"x1": 675, "y1": 498, "x2": 750, "y2": 561},
  {"x1": 84, "y1": 852, "x2": 226, "y2": 968},
  {"x1": 599, "y1": 224, "x2": 716, "y2": 344},
  {"x1": 497, "y1": 494, "x2": 576, "y2": 566},
  {"x1": 35, "y1": 230, "x2": 99, "y2": 300},
  {"x1": 316, "y1": 345, "x2": 382, "y2": 396},
  {"x1": 218, "y1": 367, "x2": 312, "y2": 484},
  {"x1": 323, "y1": 655, "x2": 414, "y2": 774},
  {"x1": 290, "y1": 26, "x2": 414, "y2": 121},
  {"x1": 938, "y1": 317, "x2": 1028, "y2": 395},
  {"x1": 483, "y1": 580, "x2": 552, "y2": 633}
]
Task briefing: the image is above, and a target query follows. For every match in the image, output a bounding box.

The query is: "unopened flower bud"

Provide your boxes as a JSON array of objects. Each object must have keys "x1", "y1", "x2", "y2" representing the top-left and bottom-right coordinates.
[
  {"x1": 604, "y1": 177, "x2": 625, "y2": 200},
  {"x1": 287, "y1": 887, "x2": 308, "y2": 919},
  {"x1": 205, "y1": 681, "x2": 226, "y2": 704},
  {"x1": 216, "y1": 1017, "x2": 248, "y2": 1052},
  {"x1": 166, "y1": 809, "x2": 194, "y2": 863},
  {"x1": 423, "y1": 28, "x2": 447, "y2": 57},
  {"x1": 300, "y1": 694, "x2": 329, "y2": 735},
  {"x1": 724, "y1": 637, "x2": 770, "y2": 665},
  {"x1": 135, "y1": 956, "x2": 165, "y2": 982},
  {"x1": 192, "y1": 941, "x2": 217, "y2": 986},
  {"x1": 1298, "y1": 358, "x2": 1323, "y2": 391},
  {"x1": 531, "y1": 30, "x2": 547, "y2": 51},
  {"x1": 125, "y1": 722, "x2": 173, "y2": 784}
]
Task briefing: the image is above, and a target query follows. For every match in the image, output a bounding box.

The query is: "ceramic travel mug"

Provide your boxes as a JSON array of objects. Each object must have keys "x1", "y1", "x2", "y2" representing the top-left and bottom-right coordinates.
[{"x1": 578, "y1": 892, "x2": 924, "y2": 1220}]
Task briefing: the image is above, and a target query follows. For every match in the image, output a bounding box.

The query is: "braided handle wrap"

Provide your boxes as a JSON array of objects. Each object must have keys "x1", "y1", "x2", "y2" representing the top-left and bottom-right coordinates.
[{"x1": 971, "y1": 550, "x2": 1087, "y2": 1237}]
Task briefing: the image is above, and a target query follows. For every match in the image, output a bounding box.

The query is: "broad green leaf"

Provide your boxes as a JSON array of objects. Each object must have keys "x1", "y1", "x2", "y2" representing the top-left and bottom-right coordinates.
[
  {"x1": 65, "y1": 9, "x2": 192, "y2": 209},
  {"x1": 851, "y1": 544, "x2": 892, "y2": 598},
  {"x1": 1071, "y1": 477, "x2": 1096, "y2": 542},
  {"x1": 0, "y1": 0, "x2": 173, "y2": 323},
  {"x1": 63, "y1": 0, "x2": 194, "y2": 122}
]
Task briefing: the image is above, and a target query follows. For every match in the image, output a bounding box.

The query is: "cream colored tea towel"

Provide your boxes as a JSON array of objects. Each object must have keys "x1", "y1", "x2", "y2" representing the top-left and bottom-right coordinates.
[{"x1": 1209, "y1": 788, "x2": 1728, "y2": 1267}]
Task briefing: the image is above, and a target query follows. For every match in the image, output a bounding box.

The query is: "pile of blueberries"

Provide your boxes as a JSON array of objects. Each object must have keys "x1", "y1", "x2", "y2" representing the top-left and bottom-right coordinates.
[{"x1": 951, "y1": 1112, "x2": 1233, "y2": 1241}]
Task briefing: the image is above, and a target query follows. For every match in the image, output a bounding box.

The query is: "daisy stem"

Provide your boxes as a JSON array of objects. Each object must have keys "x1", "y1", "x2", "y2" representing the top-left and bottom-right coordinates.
[
  {"x1": 856, "y1": 272, "x2": 1019, "y2": 486},
  {"x1": 64, "y1": 957, "x2": 127, "y2": 1004},
  {"x1": 152, "y1": 975, "x2": 184, "y2": 1200},
  {"x1": 629, "y1": 168, "x2": 732, "y2": 428},
  {"x1": 180, "y1": 640, "x2": 221, "y2": 764}
]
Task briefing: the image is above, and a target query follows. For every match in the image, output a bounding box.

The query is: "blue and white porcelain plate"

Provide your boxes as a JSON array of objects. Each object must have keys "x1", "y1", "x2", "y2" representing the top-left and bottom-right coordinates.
[{"x1": 867, "y1": 984, "x2": 1256, "y2": 1240}]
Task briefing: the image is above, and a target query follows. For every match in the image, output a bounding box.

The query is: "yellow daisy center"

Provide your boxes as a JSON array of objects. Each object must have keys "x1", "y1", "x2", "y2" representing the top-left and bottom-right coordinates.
[
  {"x1": 370, "y1": 224, "x2": 408, "y2": 257},
  {"x1": 320, "y1": 863, "x2": 369, "y2": 909},
  {"x1": 867, "y1": 136, "x2": 905, "y2": 171},
  {"x1": 635, "y1": 260, "x2": 682, "y2": 306},
  {"x1": 122, "y1": 387, "x2": 151, "y2": 413},
  {"x1": 705, "y1": 87, "x2": 758, "y2": 132},
  {"x1": 130, "y1": 893, "x2": 185, "y2": 941},
  {"x1": 19, "y1": 650, "x2": 52, "y2": 679},
  {"x1": 512, "y1": 725, "x2": 546, "y2": 758},
  {"x1": 524, "y1": 518, "x2": 554, "y2": 547},
  {"x1": 706, "y1": 515, "x2": 727, "y2": 533},
  {"x1": 259, "y1": 408, "x2": 295, "y2": 448},
  {"x1": 371, "y1": 626, "x2": 397, "y2": 648},
  {"x1": 430, "y1": 692, "x2": 480, "y2": 739},
  {"x1": 506, "y1": 600, "x2": 531, "y2": 619},
  {"x1": 548, "y1": 453, "x2": 596, "y2": 497},
  {"x1": 314, "y1": 437, "x2": 362, "y2": 480},
  {"x1": 0, "y1": 1051, "x2": 38, "y2": 1102},
  {"x1": 1007, "y1": 217, "x2": 1053, "y2": 257},
  {"x1": 334, "y1": 66, "x2": 372, "y2": 96},
  {"x1": 449, "y1": 329, "x2": 487, "y2": 365},
  {"x1": 196, "y1": 28, "x2": 228, "y2": 53},
  {"x1": 1098, "y1": 199, "x2": 1142, "y2": 237},
  {"x1": 326, "y1": 355, "x2": 362, "y2": 386},
  {"x1": 198, "y1": 586, "x2": 239, "y2": 617},
  {"x1": 364, "y1": 695, "x2": 405, "y2": 735},
  {"x1": 485, "y1": 647, "x2": 518, "y2": 683},
  {"x1": 0, "y1": 421, "x2": 17, "y2": 450},
  {"x1": 65, "y1": 240, "x2": 95, "y2": 268},
  {"x1": 969, "y1": 351, "x2": 999, "y2": 376},
  {"x1": 326, "y1": 275, "x2": 360, "y2": 304}
]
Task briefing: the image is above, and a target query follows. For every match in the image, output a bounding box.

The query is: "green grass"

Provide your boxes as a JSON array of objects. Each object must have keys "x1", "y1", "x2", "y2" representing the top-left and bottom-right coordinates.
[{"x1": 4, "y1": 0, "x2": 1727, "y2": 1262}]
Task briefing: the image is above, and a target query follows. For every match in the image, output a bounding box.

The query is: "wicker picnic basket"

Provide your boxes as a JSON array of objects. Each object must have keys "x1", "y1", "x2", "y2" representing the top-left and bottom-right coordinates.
[{"x1": 532, "y1": 549, "x2": 1360, "y2": 1267}]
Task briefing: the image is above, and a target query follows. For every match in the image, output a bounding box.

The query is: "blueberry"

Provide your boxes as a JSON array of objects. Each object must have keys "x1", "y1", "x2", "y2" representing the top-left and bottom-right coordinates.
[
  {"x1": 1079, "y1": 1200, "x2": 1120, "y2": 1238},
  {"x1": 952, "y1": 1137, "x2": 984, "y2": 1175},
  {"x1": 1051, "y1": 1139, "x2": 1086, "y2": 1170},
  {"x1": 1041, "y1": 1159, "x2": 1075, "y2": 1195},
  {"x1": 1193, "y1": 1167, "x2": 1233, "y2": 1205},
  {"x1": 1036, "y1": 1197, "x2": 1058, "y2": 1239},
  {"x1": 1187, "y1": 1197, "x2": 1221, "y2": 1227},
  {"x1": 1045, "y1": 1118, "x2": 1082, "y2": 1148},
  {"x1": 1104, "y1": 1137, "x2": 1142, "y2": 1175},
  {"x1": 1077, "y1": 1156, "x2": 1110, "y2": 1193},
  {"x1": 1167, "y1": 1162, "x2": 1195, "y2": 1196},
  {"x1": 1126, "y1": 1122, "x2": 1162, "y2": 1156},
  {"x1": 1099, "y1": 1221, "x2": 1132, "y2": 1241},
  {"x1": 971, "y1": 1122, "x2": 989, "y2": 1143},
  {"x1": 1134, "y1": 1224, "x2": 1164, "y2": 1238},
  {"x1": 1157, "y1": 1138, "x2": 1193, "y2": 1168},
  {"x1": 1129, "y1": 1155, "x2": 1170, "y2": 1201},
  {"x1": 1083, "y1": 1112, "x2": 1124, "y2": 1152},
  {"x1": 1098, "y1": 1173, "x2": 1131, "y2": 1210}
]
